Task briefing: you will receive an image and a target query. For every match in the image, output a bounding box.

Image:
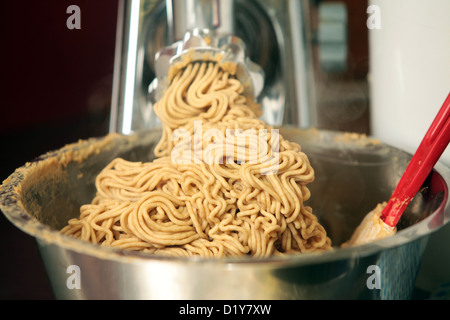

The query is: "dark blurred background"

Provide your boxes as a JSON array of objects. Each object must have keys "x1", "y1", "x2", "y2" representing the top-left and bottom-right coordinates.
[{"x1": 0, "y1": 0, "x2": 119, "y2": 299}]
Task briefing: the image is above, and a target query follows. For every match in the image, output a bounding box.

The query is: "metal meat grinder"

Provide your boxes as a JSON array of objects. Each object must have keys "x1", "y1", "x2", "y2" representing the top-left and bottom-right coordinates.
[{"x1": 109, "y1": 0, "x2": 316, "y2": 135}]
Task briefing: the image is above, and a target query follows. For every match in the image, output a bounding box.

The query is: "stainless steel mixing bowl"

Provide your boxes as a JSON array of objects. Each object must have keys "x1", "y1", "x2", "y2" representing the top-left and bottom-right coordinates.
[{"x1": 1, "y1": 128, "x2": 449, "y2": 299}]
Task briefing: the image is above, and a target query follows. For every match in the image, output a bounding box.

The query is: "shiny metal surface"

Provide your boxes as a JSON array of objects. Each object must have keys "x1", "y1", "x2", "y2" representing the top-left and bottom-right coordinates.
[
  {"x1": 1, "y1": 128, "x2": 449, "y2": 299},
  {"x1": 109, "y1": 0, "x2": 308, "y2": 134},
  {"x1": 147, "y1": 28, "x2": 265, "y2": 125},
  {"x1": 168, "y1": 0, "x2": 235, "y2": 42}
]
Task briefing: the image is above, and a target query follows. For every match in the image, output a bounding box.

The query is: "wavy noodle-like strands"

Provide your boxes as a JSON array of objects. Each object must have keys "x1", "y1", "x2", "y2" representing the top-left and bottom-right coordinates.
[{"x1": 61, "y1": 61, "x2": 332, "y2": 257}]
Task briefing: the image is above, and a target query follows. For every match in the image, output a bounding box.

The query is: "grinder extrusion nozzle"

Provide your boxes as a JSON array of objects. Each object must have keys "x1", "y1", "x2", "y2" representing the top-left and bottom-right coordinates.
[{"x1": 148, "y1": 28, "x2": 265, "y2": 106}]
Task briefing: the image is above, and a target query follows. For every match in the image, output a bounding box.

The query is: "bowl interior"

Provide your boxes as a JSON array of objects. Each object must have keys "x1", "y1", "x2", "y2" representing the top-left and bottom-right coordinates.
[{"x1": 1, "y1": 128, "x2": 448, "y2": 257}]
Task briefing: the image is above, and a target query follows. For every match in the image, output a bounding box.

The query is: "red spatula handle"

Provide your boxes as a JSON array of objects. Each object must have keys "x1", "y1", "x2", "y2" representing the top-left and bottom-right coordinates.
[{"x1": 381, "y1": 92, "x2": 450, "y2": 227}]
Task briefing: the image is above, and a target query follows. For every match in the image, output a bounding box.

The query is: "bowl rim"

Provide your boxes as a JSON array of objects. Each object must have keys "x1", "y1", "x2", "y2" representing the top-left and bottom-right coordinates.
[{"x1": 1, "y1": 129, "x2": 450, "y2": 267}]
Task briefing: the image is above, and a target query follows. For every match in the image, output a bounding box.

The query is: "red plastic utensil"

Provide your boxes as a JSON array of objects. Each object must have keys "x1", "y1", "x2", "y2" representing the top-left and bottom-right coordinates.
[{"x1": 381, "y1": 92, "x2": 450, "y2": 227}]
